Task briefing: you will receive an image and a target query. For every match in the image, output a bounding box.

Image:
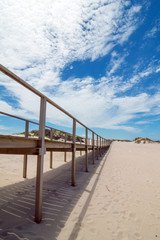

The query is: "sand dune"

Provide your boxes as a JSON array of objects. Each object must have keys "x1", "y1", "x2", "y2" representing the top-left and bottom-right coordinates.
[{"x1": 0, "y1": 142, "x2": 160, "y2": 240}]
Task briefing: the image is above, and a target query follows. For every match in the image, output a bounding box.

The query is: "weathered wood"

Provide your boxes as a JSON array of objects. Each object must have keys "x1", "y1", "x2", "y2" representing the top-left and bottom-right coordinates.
[
  {"x1": 64, "y1": 133, "x2": 67, "y2": 162},
  {"x1": 0, "y1": 135, "x2": 88, "y2": 153},
  {"x1": 85, "y1": 128, "x2": 88, "y2": 172},
  {"x1": 80, "y1": 139, "x2": 82, "y2": 156},
  {"x1": 50, "y1": 151, "x2": 53, "y2": 168},
  {"x1": 23, "y1": 121, "x2": 29, "y2": 178},
  {"x1": 25, "y1": 121, "x2": 29, "y2": 139},
  {"x1": 35, "y1": 97, "x2": 46, "y2": 223},
  {"x1": 45, "y1": 140, "x2": 72, "y2": 149},
  {"x1": 49, "y1": 129, "x2": 53, "y2": 168},
  {"x1": 50, "y1": 128, "x2": 53, "y2": 140},
  {"x1": 0, "y1": 135, "x2": 38, "y2": 148},
  {"x1": 0, "y1": 147, "x2": 40, "y2": 155},
  {"x1": 46, "y1": 147, "x2": 72, "y2": 152},
  {"x1": 97, "y1": 135, "x2": 99, "y2": 160},
  {"x1": 23, "y1": 155, "x2": 27, "y2": 178},
  {"x1": 100, "y1": 137, "x2": 102, "y2": 157},
  {"x1": 92, "y1": 132, "x2": 95, "y2": 164},
  {"x1": 71, "y1": 119, "x2": 76, "y2": 186}
]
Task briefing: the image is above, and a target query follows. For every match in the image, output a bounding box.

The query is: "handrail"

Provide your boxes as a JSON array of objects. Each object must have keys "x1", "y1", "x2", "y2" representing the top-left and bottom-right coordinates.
[
  {"x1": 0, "y1": 64, "x2": 98, "y2": 136},
  {"x1": 0, "y1": 111, "x2": 68, "y2": 136},
  {"x1": 0, "y1": 111, "x2": 85, "y2": 142}
]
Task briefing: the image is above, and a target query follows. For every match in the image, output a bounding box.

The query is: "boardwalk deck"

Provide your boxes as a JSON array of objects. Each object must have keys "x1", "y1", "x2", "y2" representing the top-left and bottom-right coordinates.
[
  {"x1": 0, "y1": 64, "x2": 111, "y2": 222},
  {"x1": 0, "y1": 135, "x2": 110, "y2": 154}
]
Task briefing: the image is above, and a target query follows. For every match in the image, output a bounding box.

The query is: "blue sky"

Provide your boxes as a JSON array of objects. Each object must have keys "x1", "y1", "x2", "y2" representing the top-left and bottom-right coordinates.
[{"x1": 0, "y1": 0, "x2": 160, "y2": 140}]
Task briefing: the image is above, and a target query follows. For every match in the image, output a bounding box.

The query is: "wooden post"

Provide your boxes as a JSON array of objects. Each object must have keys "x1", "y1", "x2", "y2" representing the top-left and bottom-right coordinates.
[
  {"x1": 85, "y1": 128, "x2": 88, "y2": 172},
  {"x1": 35, "y1": 97, "x2": 46, "y2": 223},
  {"x1": 80, "y1": 139, "x2": 82, "y2": 156},
  {"x1": 71, "y1": 119, "x2": 76, "y2": 186},
  {"x1": 92, "y1": 132, "x2": 95, "y2": 164},
  {"x1": 64, "y1": 132, "x2": 67, "y2": 162},
  {"x1": 23, "y1": 155, "x2": 27, "y2": 178},
  {"x1": 97, "y1": 135, "x2": 99, "y2": 160},
  {"x1": 50, "y1": 128, "x2": 53, "y2": 168},
  {"x1": 23, "y1": 120, "x2": 29, "y2": 178},
  {"x1": 99, "y1": 137, "x2": 102, "y2": 157},
  {"x1": 50, "y1": 128, "x2": 53, "y2": 140},
  {"x1": 50, "y1": 152, "x2": 53, "y2": 168},
  {"x1": 103, "y1": 138, "x2": 105, "y2": 151}
]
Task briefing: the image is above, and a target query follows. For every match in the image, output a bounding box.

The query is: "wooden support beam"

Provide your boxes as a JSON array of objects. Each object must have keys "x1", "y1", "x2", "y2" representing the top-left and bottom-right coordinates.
[
  {"x1": 80, "y1": 139, "x2": 82, "y2": 156},
  {"x1": 23, "y1": 121, "x2": 29, "y2": 178},
  {"x1": 23, "y1": 155, "x2": 27, "y2": 178},
  {"x1": 50, "y1": 128, "x2": 53, "y2": 140},
  {"x1": 64, "y1": 133, "x2": 67, "y2": 162},
  {"x1": 50, "y1": 128, "x2": 53, "y2": 169},
  {"x1": 50, "y1": 151, "x2": 53, "y2": 168},
  {"x1": 71, "y1": 119, "x2": 76, "y2": 186},
  {"x1": 92, "y1": 132, "x2": 95, "y2": 164},
  {"x1": 97, "y1": 135, "x2": 99, "y2": 160},
  {"x1": 46, "y1": 147, "x2": 72, "y2": 152},
  {"x1": 85, "y1": 128, "x2": 88, "y2": 172},
  {"x1": 100, "y1": 137, "x2": 102, "y2": 157},
  {"x1": 0, "y1": 147, "x2": 40, "y2": 155},
  {"x1": 35, "y1": 97, "x2": 46, "y2": 223}
]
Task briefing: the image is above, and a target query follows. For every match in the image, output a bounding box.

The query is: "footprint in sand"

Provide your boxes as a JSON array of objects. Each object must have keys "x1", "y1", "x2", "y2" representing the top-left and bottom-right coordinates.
[{"x1": 134, "y1": 232, "x2": 142, "y2": 239}]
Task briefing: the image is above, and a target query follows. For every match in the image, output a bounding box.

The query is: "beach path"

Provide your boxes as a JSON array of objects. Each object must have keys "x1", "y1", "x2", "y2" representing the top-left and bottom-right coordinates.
[
  {"x1": 0, "y1": 142, "x2": 160, "y2": 240},
  {"x1": 58, "y1": 142, "x2": 160, "y2": 240}
]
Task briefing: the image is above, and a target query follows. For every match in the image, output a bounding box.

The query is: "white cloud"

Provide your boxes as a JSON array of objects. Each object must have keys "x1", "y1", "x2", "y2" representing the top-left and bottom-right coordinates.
[
  {"x1": 0, "y1": 0, "x2": 141, "y2": 71},
  {"x1": 0, "y1": 0, "x2": 147, "y2": 132},
  {"x1": 130, "y1": 64, "x2": 159, "y2": 84},
  {"x1": 144, "y1": 25, "x2": 160, "y2": 39},
  {"x1": 106, "y1": 52, "x2": 128, "y2": 76}
]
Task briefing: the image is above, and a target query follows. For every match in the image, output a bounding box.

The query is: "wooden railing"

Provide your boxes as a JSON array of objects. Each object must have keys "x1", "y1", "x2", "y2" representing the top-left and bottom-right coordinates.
[{"x1": 0, "y1": 64, "x2": 110, "y2": 223}]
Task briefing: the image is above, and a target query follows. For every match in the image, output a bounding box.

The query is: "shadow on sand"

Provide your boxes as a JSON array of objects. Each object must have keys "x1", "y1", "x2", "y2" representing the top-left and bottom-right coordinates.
[{"x1": 0, "y1": 147, "x2": 109, "y2": 240}]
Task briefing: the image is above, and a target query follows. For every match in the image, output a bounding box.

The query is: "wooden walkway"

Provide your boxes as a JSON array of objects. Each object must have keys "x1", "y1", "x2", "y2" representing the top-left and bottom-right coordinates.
[{"x1": 0, "y1": 64, "x2": 111, "y2": 223}]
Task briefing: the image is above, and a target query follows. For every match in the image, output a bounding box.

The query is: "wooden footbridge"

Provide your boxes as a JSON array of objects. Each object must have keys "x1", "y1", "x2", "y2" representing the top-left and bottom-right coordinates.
[{"x1": 0, "y1": 64, "x2": 111, "y2": 223}]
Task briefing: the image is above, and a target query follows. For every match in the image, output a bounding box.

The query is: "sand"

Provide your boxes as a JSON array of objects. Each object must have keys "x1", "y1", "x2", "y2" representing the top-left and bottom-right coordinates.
[{"x1": 0, "y1": 142, "x2": 160, "y2": 240}]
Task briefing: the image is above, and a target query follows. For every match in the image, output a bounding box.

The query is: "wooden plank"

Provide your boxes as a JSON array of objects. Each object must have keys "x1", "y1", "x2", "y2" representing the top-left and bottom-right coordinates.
[
  {"x1": 45, "y1": 140, "x2": 72, "y2": 149},
  {"x1": 0, "y1": 148, "x2": 39, "y2": 155},
  {"x1": 46, "y1": 147, "x2": 72, "y2": 152},
  {"x1": 76, "y1": 148, "x2": 85, "y2": 151},
  {"x1": 0, "y1": 135, "x2": 110, "y2": 154},
  {"x1": 0, "y1": 135, "x2": 38, "y2": 148},
  {"x1": 0, "y1": 135, "x2": 86, "y2": 149}
]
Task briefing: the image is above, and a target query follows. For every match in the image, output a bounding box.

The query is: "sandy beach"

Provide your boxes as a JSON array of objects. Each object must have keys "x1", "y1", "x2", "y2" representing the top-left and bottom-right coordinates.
[{"x1": 0, "y1": 142, "x2": 160, "y2": 240}]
